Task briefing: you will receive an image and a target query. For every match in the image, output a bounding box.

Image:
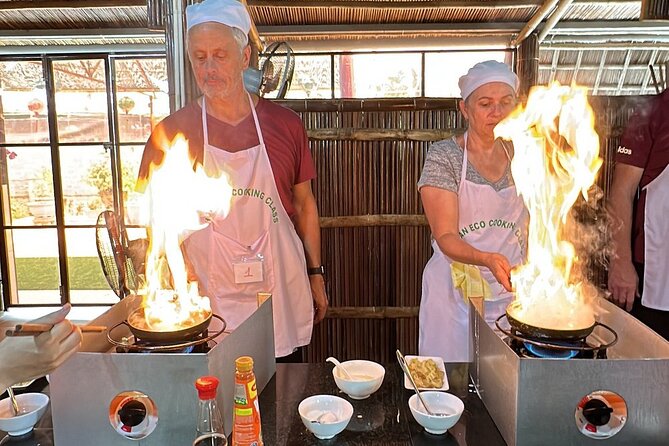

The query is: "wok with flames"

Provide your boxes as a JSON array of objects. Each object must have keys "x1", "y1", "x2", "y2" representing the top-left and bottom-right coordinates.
[
  {"x1": 125, "y1": 306, "x2": 213, "y2": 343},
  {"x1": 505, "y1": 301, "x2": 596, "y2": 341}
]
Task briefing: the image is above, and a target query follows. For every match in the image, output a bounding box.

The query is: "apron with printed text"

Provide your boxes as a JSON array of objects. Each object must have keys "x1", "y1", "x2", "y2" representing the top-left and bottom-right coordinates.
[
  {"x1": 419, "y1": 134, "x2": 528, "y2": 362},
  {"x1": 182, "y1": 95, "x2": 313, "y2": 357},
  {"x1": 642, "y1": 163, "x2": 669, "y2": 310}
]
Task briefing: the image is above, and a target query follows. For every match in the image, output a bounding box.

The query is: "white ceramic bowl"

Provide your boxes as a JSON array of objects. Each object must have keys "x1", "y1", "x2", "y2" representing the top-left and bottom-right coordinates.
[
  {"x1": 408, "y1": 391, "x2": 464, "y2": 435},
  {"x1": 298, "y1": 394, "x2": 353, "y2": 440},
  {"x1": 0, "y1": 393, "x2": 50, "y2": 436},
  {"x1": 332, "y1": 360, "x2": 385, "y2": 400}
]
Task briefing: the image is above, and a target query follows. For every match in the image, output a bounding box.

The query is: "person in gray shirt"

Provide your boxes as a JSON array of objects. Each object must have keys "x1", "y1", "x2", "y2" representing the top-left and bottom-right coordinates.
[{"x1": 418, "y1": 60, "x2": 528, "y2": 362}]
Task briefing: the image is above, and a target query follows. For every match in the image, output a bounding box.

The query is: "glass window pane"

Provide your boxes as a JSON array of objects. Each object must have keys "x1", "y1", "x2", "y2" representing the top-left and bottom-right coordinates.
[
  {"x1": 1, "y1": 146, "x2": 55, "y2": 227},
  {"x1": 334, "y1": 53, "x2": 421, "y2": 98},
  {"x1": 425, "y1": 51, "x2": 508, "y2": 98},
  {"x1": 60, "y1": 145, "x2": 115, "y2": 226},
  {"x1": 53, "y1": 59, "x2": 109, "y2": 143},
  {"x1": 114, "y1": 58, "x2": 170, "y2": 143},
  {"x1": 7, "y1": 228, "x2": 61, "y2": 304},
  {"x1": 282, "y1": 55, "x2": 332, "y2": 99},
  {"x1": 120, "y1": 145, "x2": 147, "y2": 227},
  {"x1": 0, "y1": 60, "x2": 50, "y2": 144},
  {"x1": 67, "y1": 228, "x2": 118, "y2": 305}
]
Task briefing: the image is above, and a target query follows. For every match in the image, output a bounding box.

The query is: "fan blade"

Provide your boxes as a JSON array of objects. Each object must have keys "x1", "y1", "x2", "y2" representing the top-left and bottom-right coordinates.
[{"x1": 95, "y1": 212, "x2": 123, "y2": 298}]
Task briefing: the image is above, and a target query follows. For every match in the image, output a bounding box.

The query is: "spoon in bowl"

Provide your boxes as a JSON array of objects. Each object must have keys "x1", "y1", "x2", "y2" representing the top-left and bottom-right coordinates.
[
  {"x1": 396, "y1": 350, "x2": 452, "y2": 417},
  {"x1": 6, "y1": 387, "x2": 20, "y2": 417},
  {"x1": 326, "y1": 356, "x2": 354, "y2": 380}
]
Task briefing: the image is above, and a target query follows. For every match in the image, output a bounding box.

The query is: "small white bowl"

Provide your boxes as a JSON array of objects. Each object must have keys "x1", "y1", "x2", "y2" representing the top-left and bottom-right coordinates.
[
  {"x1": 408, "y1": 391, "x2": 464, "y2": 435},
  {"x1": 332, "y1": 360, "x2": 385, "y2": 400},
  {"x1": 0, "y1": 393, "x2": 50, "y2": 436},
  {"x1": 298, "y1": 395, "x2": 353, "y2": 440}
]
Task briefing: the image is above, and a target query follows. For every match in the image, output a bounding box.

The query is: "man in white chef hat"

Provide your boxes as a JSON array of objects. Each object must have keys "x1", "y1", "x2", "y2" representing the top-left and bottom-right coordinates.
[{"x1": 137, "y1": 0, "x2": 328, "y2": 360}]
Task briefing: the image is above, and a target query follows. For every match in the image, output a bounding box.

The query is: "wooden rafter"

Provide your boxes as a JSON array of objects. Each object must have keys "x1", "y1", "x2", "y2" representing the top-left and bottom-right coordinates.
[
  {"x1": 592, "y1": 49, "x2": 607, "y2": 95},
  {"x1": 615, "y1": 49, "x2": 632, "y2": 95},
  {"x1": 248, "y1": 0, "x2": 541, "y2": 9}
]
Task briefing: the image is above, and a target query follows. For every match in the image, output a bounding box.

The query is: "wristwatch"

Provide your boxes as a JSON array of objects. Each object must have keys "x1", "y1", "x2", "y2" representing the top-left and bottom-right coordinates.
[{"x1": 307, "y1": 265, "x2": 326, "y2": 276}]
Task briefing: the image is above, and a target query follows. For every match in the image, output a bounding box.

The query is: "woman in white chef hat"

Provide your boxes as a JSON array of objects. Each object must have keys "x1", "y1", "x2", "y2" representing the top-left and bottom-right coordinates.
[{"x1": 417, "y1": 60, "x2": 528, "y2": 362}]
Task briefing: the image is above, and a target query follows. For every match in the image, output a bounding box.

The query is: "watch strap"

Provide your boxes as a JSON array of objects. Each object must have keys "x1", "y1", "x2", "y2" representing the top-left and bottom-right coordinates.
[{"x1": 307, "y1": 265, "x2": 325, "y2": 276}]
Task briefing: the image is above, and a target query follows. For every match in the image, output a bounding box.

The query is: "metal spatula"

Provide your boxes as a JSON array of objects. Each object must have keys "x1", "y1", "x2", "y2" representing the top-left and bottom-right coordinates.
[{"x1": 396, "y1": 350, "x2": 452, "y2": 417}]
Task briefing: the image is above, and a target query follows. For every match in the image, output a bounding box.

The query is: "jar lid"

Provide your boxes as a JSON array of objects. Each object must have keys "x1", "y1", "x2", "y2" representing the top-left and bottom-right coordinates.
[
  {"x1": 195, "y1": 376, "x2": 219, "y2": 400},
  {"x1": 235, "y1": 356, "x2": 254, "y2": 373}
]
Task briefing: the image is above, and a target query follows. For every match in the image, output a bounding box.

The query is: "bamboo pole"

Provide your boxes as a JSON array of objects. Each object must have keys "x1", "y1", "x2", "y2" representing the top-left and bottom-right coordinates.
[
  {"x1": 320, "y1": 214, "x2": 428, "y2": 228},
  {"x1": 326, "y1": 306, "x2": 419, "y2": 319},
  {"x1": 307, "y1": 128, "x2": 456, "y2": 142}
]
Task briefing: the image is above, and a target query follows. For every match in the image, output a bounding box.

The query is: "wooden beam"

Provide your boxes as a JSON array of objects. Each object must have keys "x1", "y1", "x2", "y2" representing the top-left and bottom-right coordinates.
[
  {"x1": 592, "y1": 48, "x2": 607, "y2": 95},
  {"x1": 325, "y1": 306, "x2": 419, "y2": 319},
  {"x1": 240, "y1": 0, "x2": 264, "y2": 52},
  {"x1": 248, "y1": 0, "x2": 637, "y2": 8},
  {"x1": 320, "y1": 214, "x2": 428, "y2": 228},
  {"x1": 249, "y1": 0, "x2": 540, "y2": 8},
  {"x1": 615, "y1": 49, "x2": 632, "y2": 95},
  {"x1": 308, "y1": 128, "x2": 455, "y2": 142},
  {"x1": 0, "y1": 0, "x2": 145, "y2": 9}
]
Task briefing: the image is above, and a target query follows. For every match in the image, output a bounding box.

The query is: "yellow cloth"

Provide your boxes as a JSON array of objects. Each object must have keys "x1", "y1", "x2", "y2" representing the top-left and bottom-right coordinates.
[{"x1": 451, "y1": 262, "x2": 492, "y2": 302}]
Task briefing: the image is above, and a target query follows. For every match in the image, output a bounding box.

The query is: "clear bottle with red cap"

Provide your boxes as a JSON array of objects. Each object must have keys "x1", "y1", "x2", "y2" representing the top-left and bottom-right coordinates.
[{"x1": 193, "y1": 375, "x2": 227, "y2": 446}]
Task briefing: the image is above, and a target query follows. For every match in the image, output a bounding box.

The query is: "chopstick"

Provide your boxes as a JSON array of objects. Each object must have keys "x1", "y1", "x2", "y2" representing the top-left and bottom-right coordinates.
[{"x1": 5, "y1": 323, "x2": 107, "y2": 337}]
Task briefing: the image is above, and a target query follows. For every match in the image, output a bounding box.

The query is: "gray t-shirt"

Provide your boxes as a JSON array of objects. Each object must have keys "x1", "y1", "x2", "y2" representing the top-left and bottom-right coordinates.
[{"x1": 417, "y1": 137, "x2": 513, "y2": 193}]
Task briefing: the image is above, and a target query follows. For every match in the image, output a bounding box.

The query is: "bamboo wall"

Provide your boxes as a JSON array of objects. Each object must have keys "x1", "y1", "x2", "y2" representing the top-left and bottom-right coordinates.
[{"x1": 276, "y1": 95, "x2": 649, "y2": 364}]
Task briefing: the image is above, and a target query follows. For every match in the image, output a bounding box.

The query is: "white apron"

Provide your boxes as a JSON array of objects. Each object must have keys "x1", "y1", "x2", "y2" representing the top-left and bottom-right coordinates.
[
  {"x1": 642, "y1": 163, "x2": 669, "y2": 310},
  {"x1": 419, "y1": 135, "x2": 528, "y2": 362},
  {"x1": 183, "y1": 95, "x2": 313, "y2": 357}
]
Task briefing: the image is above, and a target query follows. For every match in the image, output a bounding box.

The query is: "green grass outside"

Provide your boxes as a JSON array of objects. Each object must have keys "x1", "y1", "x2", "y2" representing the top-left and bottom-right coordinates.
[{"x1": 16, "y1": 257, "x2": 108, "y2": 290}]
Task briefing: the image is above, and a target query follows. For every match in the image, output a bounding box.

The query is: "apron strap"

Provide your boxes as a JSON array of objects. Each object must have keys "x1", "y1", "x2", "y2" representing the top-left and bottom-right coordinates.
[
  {"x1": 201, "y1": 97, "x2": 210, "y2": 146},
  {"x1": 247, "y1": 93, "x2": 265, "y2": 147},
  {"x1": 458, "y1": 132, "x2": 469, "y2": 195}
]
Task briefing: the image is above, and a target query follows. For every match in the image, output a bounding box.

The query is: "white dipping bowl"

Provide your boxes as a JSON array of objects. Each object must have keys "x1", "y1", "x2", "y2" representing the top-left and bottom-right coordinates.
[
  {"x1": 332, "y1": 360, "x2": 385, "y2": 400},
  {"x1": 409, "y1": 391, "x2": 464, "y2": 435},
  {"x1": 298, "y1": 394, "x2": 353, "y2": 440},
  {"x1": 0, "y1": 393, "x2": 50, "y2": 436}
]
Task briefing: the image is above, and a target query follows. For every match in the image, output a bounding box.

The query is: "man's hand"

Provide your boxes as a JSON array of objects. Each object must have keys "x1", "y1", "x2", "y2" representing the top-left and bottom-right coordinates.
[
  {"x1": 310, "y1": 274, "x2": 328, "y2": 324},
  {"x1": 608, "y1": 258, "x2": 639, "y2": 311}
]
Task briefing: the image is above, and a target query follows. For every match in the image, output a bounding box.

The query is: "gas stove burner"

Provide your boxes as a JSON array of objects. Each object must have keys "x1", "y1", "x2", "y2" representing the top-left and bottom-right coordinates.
[
  {"x1": 495, "y1": 313, "x2": 618, "y2": 360},
  {"x1": 523, "y1": 342, "x2": 579, "y2": 359},
  {"x1": 115, "y1": 332, "x2": 208, "y2": 354},
  {"x1": 107, "y1": 313, "x2": 227, "y2": 352}
]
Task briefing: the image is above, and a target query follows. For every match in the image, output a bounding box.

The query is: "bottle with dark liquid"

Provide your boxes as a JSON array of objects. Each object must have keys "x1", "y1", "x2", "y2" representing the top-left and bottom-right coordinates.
[{"x1": 193, "y1": 376, "x2": 227, "y2": 446}]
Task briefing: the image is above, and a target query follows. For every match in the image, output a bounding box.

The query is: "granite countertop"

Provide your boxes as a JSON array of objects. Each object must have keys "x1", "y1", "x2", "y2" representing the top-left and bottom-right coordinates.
[{"x1": 1, "y1": 363, "x2": 505, "y2": 445}]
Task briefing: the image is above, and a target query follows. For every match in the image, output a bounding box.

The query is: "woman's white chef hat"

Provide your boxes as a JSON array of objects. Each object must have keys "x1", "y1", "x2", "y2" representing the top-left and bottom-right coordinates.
[
  {"x1": 458, "y1": 60, "x2": 519, "y2": 101},
  {"x1": 186, "y1": 0, "x2": 251, "y2": 42}
]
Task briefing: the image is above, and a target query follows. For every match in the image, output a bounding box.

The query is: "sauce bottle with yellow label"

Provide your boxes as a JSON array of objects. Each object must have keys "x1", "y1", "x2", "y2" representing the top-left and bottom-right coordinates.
[{"x1": 232, "y1": 356, "x2": 263, "y2": 446}]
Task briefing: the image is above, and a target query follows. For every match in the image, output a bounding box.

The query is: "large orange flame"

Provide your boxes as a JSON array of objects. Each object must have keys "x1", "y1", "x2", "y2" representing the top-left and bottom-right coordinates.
[
  {"x1": 140, "y1": 133, "x2": 232, "y2": 331},
  {"x1": 494, "y1": 82, "x2": 603, "y2": 330}
]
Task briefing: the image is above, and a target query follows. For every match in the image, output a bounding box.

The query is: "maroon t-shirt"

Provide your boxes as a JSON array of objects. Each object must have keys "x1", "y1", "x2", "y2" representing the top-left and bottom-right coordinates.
[
  {"x1": 615, "y1": 89, "x2": 669, "y2": 263},
  {"x1": 138, "y1": 98, "x2": 315, "y2": 218}
]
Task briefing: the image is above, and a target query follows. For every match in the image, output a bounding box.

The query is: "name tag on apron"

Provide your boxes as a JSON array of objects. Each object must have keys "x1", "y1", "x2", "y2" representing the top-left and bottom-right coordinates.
[{"x1": 233, "y1": 258, "x2": 264, "y2": 284}]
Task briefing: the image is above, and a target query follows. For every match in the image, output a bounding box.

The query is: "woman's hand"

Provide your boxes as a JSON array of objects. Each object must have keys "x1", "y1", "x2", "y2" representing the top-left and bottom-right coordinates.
[
  {"x1": 0, "y1": 304, "x2": 82, "y2": 390},
  {"x1": 483, "y1": 253, "x2": 513, "y2": 292}
]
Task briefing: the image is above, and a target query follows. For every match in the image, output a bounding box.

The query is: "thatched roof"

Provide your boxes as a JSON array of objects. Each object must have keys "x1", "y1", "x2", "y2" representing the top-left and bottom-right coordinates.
[{"x1": 0, "y1": 0, "x2": 667, "y2": 95}]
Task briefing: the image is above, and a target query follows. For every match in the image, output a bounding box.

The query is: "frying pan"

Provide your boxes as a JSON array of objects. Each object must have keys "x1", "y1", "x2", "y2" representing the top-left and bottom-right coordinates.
[
  {"x1": 126, "y1": 307, "x2": 212, "y2": 343},
  {"x1": 506, "y1": 301, "x2": 596, "y2": 341}
]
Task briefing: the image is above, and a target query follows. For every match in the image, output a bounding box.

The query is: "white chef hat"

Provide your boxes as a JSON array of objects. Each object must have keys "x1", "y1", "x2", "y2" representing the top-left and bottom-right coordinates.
[
  {"x1": 186, "y1": 0, "x2": 251, "y2": 42},
  {"x1": 458, "y1": 60, "x2": 519, "y2": 101}
]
